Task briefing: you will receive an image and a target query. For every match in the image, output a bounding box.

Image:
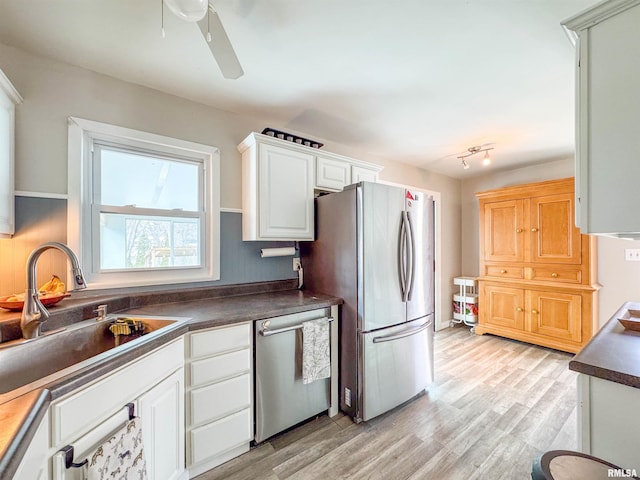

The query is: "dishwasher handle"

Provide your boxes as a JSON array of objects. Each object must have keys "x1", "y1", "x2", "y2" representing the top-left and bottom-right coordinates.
[
  {"x1": 259, "y1": 317, "x2": 333, "y2": 337},
  {"x1": 372, "y1": 321, "x2": 431, "y2": 344}
]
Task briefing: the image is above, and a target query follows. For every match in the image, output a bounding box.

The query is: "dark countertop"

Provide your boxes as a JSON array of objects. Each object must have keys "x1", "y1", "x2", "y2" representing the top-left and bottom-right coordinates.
[
  {"x1": 570, "y1": 302, "x2": 640, "y2": 388},
  {"x1": 0, "y1": 281, "x2": 341, "y2": 479}
]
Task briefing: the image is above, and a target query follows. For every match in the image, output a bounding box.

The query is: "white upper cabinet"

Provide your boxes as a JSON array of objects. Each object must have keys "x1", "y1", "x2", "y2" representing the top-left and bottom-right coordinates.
[
  {"x1": 239, "y1": 134, "x2": 315, "y2": 241},
  {"x1": 352, "y1": 164, "x2": 380, "y2": 183},
  {"x1": 316, "y1": 155, "x2": 351, "y2": 191},
  {"x1": 0, "y1": 69, "x2": 22, "y2": 237},
  {"x1": 238, "y1": 132, "x2": 383, "y2": 241},
  {"x1": 563, "y1": 0, "x2": 640, "y2": 236}
]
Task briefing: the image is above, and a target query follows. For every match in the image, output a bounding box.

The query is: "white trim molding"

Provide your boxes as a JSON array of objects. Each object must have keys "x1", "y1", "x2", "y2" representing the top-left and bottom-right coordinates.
[
  {"x1": 562, "y1": 0, "x2": 640, "y2": 31},
  {"x1": 15, "y1": 191, "x2": 69, "y2": 200},
  {"x1": 0, "y1": 69, "x2": 23, "y2": 105},
  {"x1": 67, "y1": 117, "x2": 221, "y2": 289}
]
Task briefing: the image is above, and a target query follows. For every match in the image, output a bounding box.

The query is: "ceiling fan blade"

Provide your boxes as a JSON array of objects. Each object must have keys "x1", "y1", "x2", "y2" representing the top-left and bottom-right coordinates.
[{"x1": 198, "y1": 9, "x2": 244, "y2": 79}]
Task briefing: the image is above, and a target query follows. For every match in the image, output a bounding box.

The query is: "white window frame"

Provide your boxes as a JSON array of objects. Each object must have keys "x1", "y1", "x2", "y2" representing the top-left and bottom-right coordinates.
[{"x1": 68, "y1": 117, "x2": 220, "y2": 289}]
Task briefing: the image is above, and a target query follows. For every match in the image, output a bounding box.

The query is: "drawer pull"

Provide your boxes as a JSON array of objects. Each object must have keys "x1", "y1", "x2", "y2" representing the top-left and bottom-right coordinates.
[
  {"x1": 532, "y1": 309, "x2": 539, "y2": 315},
  {"x1": 516, "y1": 228, "x2": 523, "y2": 233},
  {"x1": 500, "y1": 269, "x2": 507, "y2": 274},
  {"x1": 531, "y1": 227, "x2": 538, "y2": 232},
  {"x1": 551, "y1": 272, "x2": 558, "y2": 278},
  {"x1": 516, "y1": 307, "x2": 523, "y2": 312}
]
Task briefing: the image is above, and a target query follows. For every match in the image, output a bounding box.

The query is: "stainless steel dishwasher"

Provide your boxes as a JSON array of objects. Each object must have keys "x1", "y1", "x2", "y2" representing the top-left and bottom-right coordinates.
[{"x1": 254, "y1": 308, "x2": 332, "y2": 443}]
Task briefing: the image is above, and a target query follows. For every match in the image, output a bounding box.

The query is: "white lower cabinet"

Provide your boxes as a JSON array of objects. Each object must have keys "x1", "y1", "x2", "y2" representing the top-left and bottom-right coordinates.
[
  {"x1": 185, "y1": 323, "x2": 253, "y2": 478},
  {"x1": 12, "y1": 411, "x2": 50, "y2": 480},
  {"x1": 49, "y1": 337, "x2": 186, "y2": 480},
  {"x1": 578, "y1": 373, "x2": 640, "y2": 471},
  {"x1": 138, "y1": 368, "x2": 185, "y2": 480}
]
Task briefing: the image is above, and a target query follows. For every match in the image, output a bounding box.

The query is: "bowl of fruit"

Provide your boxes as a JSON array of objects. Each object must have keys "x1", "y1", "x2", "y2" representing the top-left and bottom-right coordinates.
[{"x1": 0, "y1": 275, "x2": 70, "y2": 311}]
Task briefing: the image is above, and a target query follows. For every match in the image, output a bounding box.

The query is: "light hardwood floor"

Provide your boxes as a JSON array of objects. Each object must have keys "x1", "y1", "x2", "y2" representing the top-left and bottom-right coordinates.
[{"x1": 196, "y1": 325, "x2": 578, "y2": 480}]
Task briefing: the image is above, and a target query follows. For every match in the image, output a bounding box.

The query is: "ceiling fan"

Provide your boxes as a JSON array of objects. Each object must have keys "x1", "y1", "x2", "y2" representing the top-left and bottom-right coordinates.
[{"x1": 163, "y1": 0, "x2": 244, "y2": 79}]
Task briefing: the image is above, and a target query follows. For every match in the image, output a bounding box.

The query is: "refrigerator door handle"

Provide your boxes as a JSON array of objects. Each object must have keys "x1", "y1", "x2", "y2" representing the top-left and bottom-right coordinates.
[
  {"x1": 399, "y1": 211, "x2": 407, "y2": 301},
  {"x1": 406, "y1": 210, "x2": 416, "y2": 301},
  {"x1": 372, "y1": 321, "x2": 431, "y2": 343}
]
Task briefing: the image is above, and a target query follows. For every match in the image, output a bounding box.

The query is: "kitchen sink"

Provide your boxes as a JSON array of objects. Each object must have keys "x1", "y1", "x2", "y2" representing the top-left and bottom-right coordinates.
[{"x1": 0, "y1": 315, "x2": 187, "y2": 396}]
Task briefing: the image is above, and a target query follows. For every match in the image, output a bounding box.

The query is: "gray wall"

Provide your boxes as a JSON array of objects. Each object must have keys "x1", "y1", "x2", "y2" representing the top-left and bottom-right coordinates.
[{"x1": 461, "y1": 158, "x2": 640, "y2": 327}]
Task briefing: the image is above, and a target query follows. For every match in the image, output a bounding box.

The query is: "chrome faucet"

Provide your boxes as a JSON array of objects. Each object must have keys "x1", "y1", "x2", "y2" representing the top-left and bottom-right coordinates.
[{"x1": 21, "y1": 242, "x2": 87, "y2": 339}]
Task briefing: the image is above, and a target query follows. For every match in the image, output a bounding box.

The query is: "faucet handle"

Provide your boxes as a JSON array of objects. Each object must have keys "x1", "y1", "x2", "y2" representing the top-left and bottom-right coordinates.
[{"x1": 94, "y1": 304, "x2": 108, "y2": 321}]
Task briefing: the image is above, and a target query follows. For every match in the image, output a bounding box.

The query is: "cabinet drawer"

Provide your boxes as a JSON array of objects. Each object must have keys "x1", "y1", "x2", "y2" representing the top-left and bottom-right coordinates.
[
  {"x1": 484, "y1": 265, "x2": 524, "y2": 279},
  {"x1": 190, "y1": 408, "x2": 252, "y2": 464},
  {"x1": 51, "y1": 337, "x2": 184, "y2": 447},
  {"x1": 190, "y1": 374, "x2": 251, "y2": 426},
  {"x1": 189, "y1": 323, "x2": 250, "y2": 358},
  {"x1": 529, "y1": 266, "x2": 582, "y2": 284},
  {"x1": 190, "y1": 348, "x2": 250, "y2": 387}
]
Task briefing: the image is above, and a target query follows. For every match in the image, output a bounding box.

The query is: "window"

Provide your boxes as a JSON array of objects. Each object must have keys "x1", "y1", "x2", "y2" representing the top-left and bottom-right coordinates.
[{"x1": 68, "y1": 117, "x2": 220, "y2": 288}]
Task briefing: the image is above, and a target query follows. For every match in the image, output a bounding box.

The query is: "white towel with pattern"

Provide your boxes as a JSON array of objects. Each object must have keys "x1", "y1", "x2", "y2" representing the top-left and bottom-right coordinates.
[
  {"x1": 85, "y1": 417, "x2": 148, "y2": 480},
  {"x1": 302, "y1": 317, "x2": 331, "y2": 384}
]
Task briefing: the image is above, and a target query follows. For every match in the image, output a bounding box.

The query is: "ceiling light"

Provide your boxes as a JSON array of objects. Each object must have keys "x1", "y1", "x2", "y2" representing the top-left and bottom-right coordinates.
[
  {"x1": 164, "y1": 0, "x2": 208, "y2": 22},
  {"x1": 457, "y1": 145, "x2": 495, "y2": 170}
]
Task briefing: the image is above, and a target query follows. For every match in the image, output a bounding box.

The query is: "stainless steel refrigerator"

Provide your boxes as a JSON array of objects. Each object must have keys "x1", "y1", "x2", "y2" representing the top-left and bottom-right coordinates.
[{"x1": 301, "y1": 182, "x2": 435, "y2": 423}]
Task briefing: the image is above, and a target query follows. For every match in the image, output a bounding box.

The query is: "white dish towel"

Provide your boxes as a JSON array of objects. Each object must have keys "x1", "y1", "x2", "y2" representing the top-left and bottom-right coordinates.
[
  {"x1": 302, "y1": 317, "x2": 331, "y2": 384},
  {"x1": 85, "y1": 418, "x2": 148, "y2": 480}
]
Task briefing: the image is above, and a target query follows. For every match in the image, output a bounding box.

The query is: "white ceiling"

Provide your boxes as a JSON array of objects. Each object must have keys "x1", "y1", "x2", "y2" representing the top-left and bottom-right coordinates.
[{"x1": 0, "y1": 0, "x2": 599, "y2": 178}]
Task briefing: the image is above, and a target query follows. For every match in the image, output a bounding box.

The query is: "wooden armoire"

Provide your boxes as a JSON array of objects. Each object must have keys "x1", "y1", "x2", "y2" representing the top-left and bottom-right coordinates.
[{"x1": 475, "y1": 178, "x2": 599, "y2": 353}]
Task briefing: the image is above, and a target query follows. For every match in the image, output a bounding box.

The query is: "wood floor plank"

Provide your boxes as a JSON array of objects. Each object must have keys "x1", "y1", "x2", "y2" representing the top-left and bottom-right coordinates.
[{"x1": 195, "y1": 326, "x2": 578, "y2": 480}]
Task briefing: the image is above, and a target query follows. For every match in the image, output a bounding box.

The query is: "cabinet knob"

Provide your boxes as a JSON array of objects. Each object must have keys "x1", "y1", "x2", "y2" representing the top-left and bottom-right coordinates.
[
  {"x1": 516, "y1": 307, "x2": 523, "y2": 312},
  {"x1": 531, "y1": 227, "x2": 538, "y2": 232},
  {"x1": 516, "y1": 228, "x2": 523, "y2": 233},
  {"x1": 551, "y1": 272, "x2": 558, "y2": 278},
  {"x1": 500, "y1": 269, "x2": 507, "y2": 274},
  {"x1": 532, "y1": 309, "x2": 539, "y2": 315}
]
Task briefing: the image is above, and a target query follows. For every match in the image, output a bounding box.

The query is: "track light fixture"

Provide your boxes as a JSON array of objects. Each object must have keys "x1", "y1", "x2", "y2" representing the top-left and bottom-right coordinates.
[{"x1": 458, "y1": 145, "x2": 494, "y2": 169}]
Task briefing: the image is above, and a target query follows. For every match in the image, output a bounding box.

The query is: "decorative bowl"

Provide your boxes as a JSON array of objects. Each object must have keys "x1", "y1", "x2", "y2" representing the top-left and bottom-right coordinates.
[
  {"x1": 618, "y1": 309, "x2": 640, "y2": 332},
  {"x1": 0, "y1": 293, "x2": 71, "y2": 311}
]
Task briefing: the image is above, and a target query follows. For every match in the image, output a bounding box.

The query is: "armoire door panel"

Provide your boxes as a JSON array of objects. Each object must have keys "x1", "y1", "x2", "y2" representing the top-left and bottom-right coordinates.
[
  {"x1": 530, "y1": 193, "x2": 581, "y2": 264},
  {"x1": 482, "y1": 285, "x2": 525, "y2": 331},
  {"x1": 528, "y1": 290, "x2": 582, "y2": 342},
  {"x1": 484, "y1": 200, "x2": 525, "y2": 262}
]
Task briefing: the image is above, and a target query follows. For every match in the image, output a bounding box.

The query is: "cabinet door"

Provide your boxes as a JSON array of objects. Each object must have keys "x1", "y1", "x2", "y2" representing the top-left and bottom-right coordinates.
[
  {"x1": 13, "y1": 411, "x2": 49, "y2": 480},
  {"x1": 570, "y1": 3, "x2": 640, "y2": 234},
  {"x1": 138, "y1": 368, "x2": 185, "y2": 480},
  {"x1": 530, "y1": 193, "x2": 581, "y2": 264},
  {"x1": 316, "y1": 155, "x2": 351, "y2": 191},
  {"x1": 582, "y1": 375, "x2": 640, "y2": 471},
  {"x1": 352, "y1": 165, "x2": 379, "y2": 183},
  {"x1": 527, "y1": 290, "x2": 582, "y2": 343},
  {"x1": 483, "y1": 200, "x2": 526, "y2": 262},
  {"x1": 0, "y1": 71, "x2": 20, "y2": 236},
  {"x1": 258, "y1": 143, "x2": 314, "y2": 240},
  {"x1": 481, "y1": 284, "x2": 525, "y2": 331}
]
